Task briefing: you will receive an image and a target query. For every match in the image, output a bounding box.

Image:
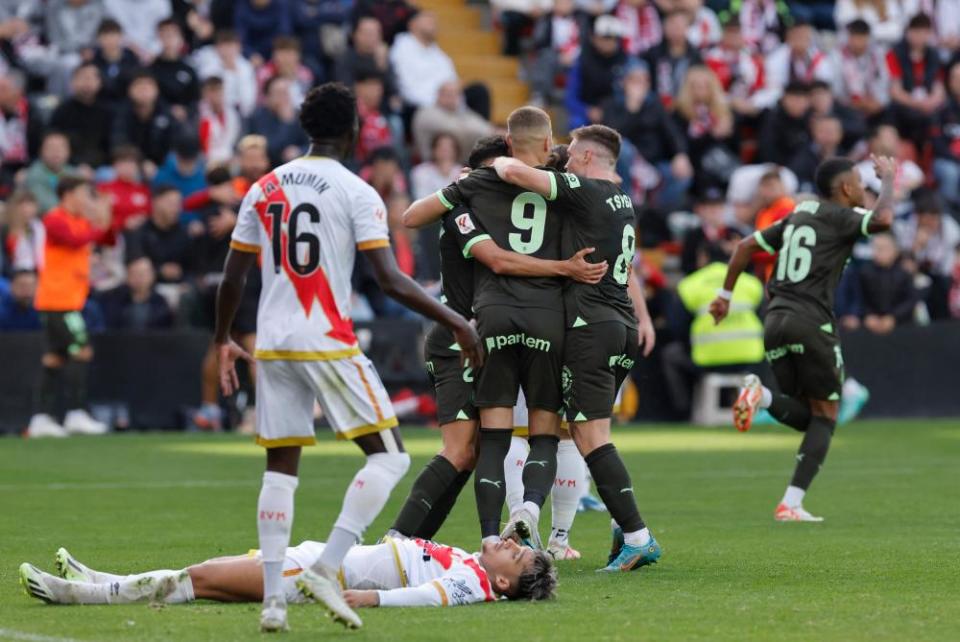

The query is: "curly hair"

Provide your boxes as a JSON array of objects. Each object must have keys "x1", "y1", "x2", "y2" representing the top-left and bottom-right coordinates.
[
  {"x1": 467, "y1": 135, "x2": 509, "y2": 169},
  {"x1": 511, "y1": 550, "x2": 557, "y2": 602},
  {"x1": 814, "y1": 157, "x2": 856, "y2": 198},
  {"x1": 545, "y1": 144, "x2": 569, "y2": 171},
  {"x1": 299, "y1": 82, "x2": 357, "y2": 142}
]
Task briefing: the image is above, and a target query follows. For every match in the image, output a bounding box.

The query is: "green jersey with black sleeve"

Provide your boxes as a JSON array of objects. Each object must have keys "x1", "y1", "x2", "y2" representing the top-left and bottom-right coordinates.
[
  {"x1": 438, "y1": 166, "x2": 563, "y2": 313},
  {"x1": 754, "y1": 199, "x2": 875, "y2": 326},
  {"x1": 549, "y1": 170, "x2": 638, "y2": 328}
]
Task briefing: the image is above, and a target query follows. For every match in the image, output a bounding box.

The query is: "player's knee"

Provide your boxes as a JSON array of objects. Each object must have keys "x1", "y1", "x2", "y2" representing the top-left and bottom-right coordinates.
[
  {"x1": 442, "y1": 446, "x2": 475, "y2": 472},
  {"x1": 367, "y1": 451, "x2": 411, "y2": 486}
]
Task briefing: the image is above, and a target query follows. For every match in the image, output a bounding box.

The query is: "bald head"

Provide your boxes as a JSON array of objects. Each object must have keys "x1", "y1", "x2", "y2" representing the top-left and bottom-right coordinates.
[{"x1": 506, "y1": 106, "x2": 553, "y2": 163}]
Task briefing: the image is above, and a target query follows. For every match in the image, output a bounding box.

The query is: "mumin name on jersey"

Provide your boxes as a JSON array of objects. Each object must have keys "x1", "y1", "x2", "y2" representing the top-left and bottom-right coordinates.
[
  {"x1": 280, "y1": 172, "x2": 330, "y2": 196},
  {"x1": 485, "y1": 333, "x2": 551, "y2": 352}
]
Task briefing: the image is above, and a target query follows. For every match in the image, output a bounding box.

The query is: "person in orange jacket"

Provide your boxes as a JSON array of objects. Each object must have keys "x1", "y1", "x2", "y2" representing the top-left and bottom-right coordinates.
[{"x1": 752, "y1": 169, "x2": 795, "y2": 281}]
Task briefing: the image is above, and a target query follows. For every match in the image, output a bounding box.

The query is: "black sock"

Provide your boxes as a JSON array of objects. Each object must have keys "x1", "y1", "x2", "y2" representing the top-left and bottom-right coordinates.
[
  {"x1": 62, "y1": 360, "x2": 89, "y2": 411},
  {"x1": 585, "y1": 443, "x2": 645, "y2": 533},
  {"x1": 391, "y1": 455, "x2": 460, "y2": 536},
  {"x1": 790, "y1": 415, "x2": 835, "y2": 490},
  {"x1": 521, "y1": 435, "x2": 559, "y2": 507},
  {"x1": 474, "y1": 428, "x2": 512, "y2": 538},
  {"x1": 415, "y1": 469, "x2": 472, "y2": 540},
  {"x1": 768, "y1": 393, "x2": 812, "y2": 432},
  {"x1": 39, "y1": 366, "x2": 63, "y2": 418}
]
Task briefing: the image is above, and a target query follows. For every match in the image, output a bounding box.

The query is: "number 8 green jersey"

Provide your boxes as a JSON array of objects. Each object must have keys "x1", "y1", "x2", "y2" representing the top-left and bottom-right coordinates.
[
  {"x1": 755, "y1": 199, "x2": 875, "y2": 325},
  {"x1": 439, "y1": 166, "x2": 563, "y2": 312}
]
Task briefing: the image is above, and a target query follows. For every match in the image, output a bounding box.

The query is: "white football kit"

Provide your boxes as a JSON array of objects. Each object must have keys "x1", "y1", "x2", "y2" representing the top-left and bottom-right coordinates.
[
  {"x1": 230, "y1": 156, "x2": 398, "y2": 446},
  {"x1": 261, "y1": 538, "x2": 497, "y2": 607}
]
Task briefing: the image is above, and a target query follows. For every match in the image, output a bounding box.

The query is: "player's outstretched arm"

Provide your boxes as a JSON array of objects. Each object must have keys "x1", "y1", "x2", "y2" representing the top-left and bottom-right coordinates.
[
  {"x1": 344, "y1": 584, "x2": 446, "y2": 608},
  {"x1": 867, "y1": 154, "x2": 897, "y2": 234},
  {"x1": 364, "y1": 246, "x2": 484, "y2": 367},
  {"x1": 471, "y1": 240, "x2": 607, "y2": 283},
  {"x1": 402, "y1": 193, "x2": 449, "y2": 229},
  {"x1": 214, "y1": 249, "x2": 257, "y2": 395},
  {"x1": 492, "y1": 157, "x2": 554, "y2": 198},
  {"x1": 708, "y1": 235, "x2": 760, "y2": 325}
]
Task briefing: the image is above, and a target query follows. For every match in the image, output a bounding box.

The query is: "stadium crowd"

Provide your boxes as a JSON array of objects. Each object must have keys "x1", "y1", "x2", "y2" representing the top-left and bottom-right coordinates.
[{"x1": 0, "y1": 0, "x2": 959, "y2": 430}]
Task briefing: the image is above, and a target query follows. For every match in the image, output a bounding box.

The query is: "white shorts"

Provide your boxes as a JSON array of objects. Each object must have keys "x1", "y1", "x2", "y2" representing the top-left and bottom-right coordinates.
[
  {"x1": 255, "y1": 355, "x2": 398, "y2": 447},
  {"x1": 512, "y1": 386, "x2": 623, "y2": 436}
]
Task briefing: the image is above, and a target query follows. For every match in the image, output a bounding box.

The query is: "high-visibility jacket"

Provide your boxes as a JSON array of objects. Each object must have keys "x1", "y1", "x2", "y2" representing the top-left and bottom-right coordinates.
[{"x1": 677, "y1": 262, "x2": 764, "y2": 367}]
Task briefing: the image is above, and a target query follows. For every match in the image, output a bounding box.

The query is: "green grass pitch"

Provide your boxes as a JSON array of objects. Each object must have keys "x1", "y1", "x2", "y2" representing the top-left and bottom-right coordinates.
[{"x1": 1, "y1": 420, "x2": 958, "y2": 642}]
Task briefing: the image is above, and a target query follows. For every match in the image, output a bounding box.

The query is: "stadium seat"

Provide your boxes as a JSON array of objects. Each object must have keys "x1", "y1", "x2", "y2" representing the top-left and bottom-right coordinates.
[{"x1": 691, "y1": 372, "x2": 747, "y2": 426}]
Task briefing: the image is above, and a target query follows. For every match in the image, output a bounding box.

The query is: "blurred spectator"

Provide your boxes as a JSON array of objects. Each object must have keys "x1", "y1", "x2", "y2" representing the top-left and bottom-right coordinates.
[
  {"x1": 360, "y1": 146, "x2": 407, "y2": 202},
  {"x1": 352, "y1": 0, "x2": 417, "y2": 45},
  {"x1": 354, "y1": 69, "x2": 394, "y2": 166},
  {"x1": 575, "y1": 0, "x2": 618, "y2": 14},
  {"x1": 291, "y1": 0, "x2": 352, "y2": 78},
  {"x1": 90, "y1": 18, "x2": 140, "y2": 106},
  {"x1": 572, "y1": 14, "x2": 628, "y2": 125},
  {"x1": 895, "y1": 189, "x2": 960, "y2": 318},
  {"x1": 44, "y1": 0, "x2": 106, "y2": 58},
  {"x1": 193, "y1": 29, "x2": 258, "y2": 117},
  {"x1": 150, "y1": 18, "x2": 200, "y2": 121},
  {"x1": 673, "y1": 65, "x2": 737, "y2": 191},
  {"x1": 929, "y1": 0, "x2": 960, "y2": 52},
  {"x1": 153, "y1": 135, "x2": 206, "y2": 208},
  {"x1": 335, "y1": 16, "x2": 399, "y2": 105},
  {"x1": 716, "y1": 0, "x2": 792, "y2": 54},
  {"x1": 809, "y1": 80, "x2": 867, "y2": 153},
  {"x1": 616, "y1": 0, "x2": 662, "y2": 56},
  {"x1": 197, "y1": 76, "x2": 241, "y2": 164},
  {"x1": 831, "y1": 19, "x2": 890, "y2": 124},
  {"x1": 255, "y1": 35, "x2": 314, "y2": 108},
  {"x1": 856, "y1": 125, "x2": 925, "y2": 201},
  {"x1": 235, "y1": 0, "x2": 291, "y2": 63},
  {"x1": 950, "y1": 247, "x2": 960, "y2": 318},
  {"x1": 646, "y1": 10, "x2": 702, "y2": 109},
  {"x1": 528, "y1": 0, "x2": 582, "y2": 105},
  {"x1": 758, "y1": 81, "x2": 812, "y2": 165},
  {"x1": 112, "y1": 71, "x2": 178, "y2": 168},
  {"x1": 789, "y1": 114, "x2": 844, "y2": 192},
  {"x1": 764, "y1": 20, "x2": 833, "y2": 98},
  {"x1": 751, "y1": 169, "x2": 794, "y2": 280},
  {"x1": 25, "y1": 132, "x2": 76, "y2": 216},
  {"x1": 411, "y1": 133, "x2": 461, "y2": 200},
  {"x1": 249, "y1": 76, "x2": 309, "y2": 165},
  {"x1": 97, "y1": 145, "x2": 151, "y2": 232},
  {"x1": 49, "y1": 63, "x2": 112, "y2": 169},
  {"x1": 389, "y1": 9, "x2": 456, "y2": 109},
  {"x1": 103, "y1": 0, "x2": 172, "y2": 59},
  {"x1": 0, "y1": 269, "x2": 41, "y2": 331},
  {"x1": 704, "y1": 18, "x2": 774, "y2": 119},
  {"x1": 680, "y1": 188, "x2": 744, "y2": 274},
  {"x1": 933, "y1": 61, "x2": 960, "y2": 210},
  {"x1": 859, "y1": 232, "x2": 917, "y2": 333},
  {"x1": 125, "y1": 184, "x2": 191, "y2": 284},
  {"x1": 412, "y1": 80, "x2": 494, "y2": 164},
  {"x1": 834, "y1": 0, "x2": 909, "y2": 47},
  {"x1": 184, "y1": 134, "x2": 270, "y2": 212},
  {"x1": 727, "y1": 163, "x2": 798, "y2": 226},
  {"x1": 170, "y1": 0, "x2": 219, "y2": 49},
  {"x1": 99, "y1": 256, "x2": 174, "y2": 330},
  {"x1": 603, "y1": 61, "x2": 693, "y2": 208},
  {"x1": 1, "y1": 190, "x2": 44, "y2": 275},
  {"x1": 887, "y1": 13, "x2": 945, "y2": 150},
  {"x1": 491, "y1": 0, "x2": 552, "y2": 56},
  {"x1": 0, "y1": 70, "x2": 40, "y2": 191},
  {"x1": 684, "y1": 0, "x2": 722, "y2": 50}
]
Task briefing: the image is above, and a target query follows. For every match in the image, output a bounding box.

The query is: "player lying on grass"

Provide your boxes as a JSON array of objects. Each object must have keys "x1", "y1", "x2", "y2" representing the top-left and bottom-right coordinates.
[{"x1": 20, "y1": 537, "x2": 556, "y2": 609}]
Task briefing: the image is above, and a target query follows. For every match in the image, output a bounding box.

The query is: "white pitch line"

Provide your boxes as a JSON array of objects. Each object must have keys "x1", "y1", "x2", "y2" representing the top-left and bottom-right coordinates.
[{"x1": 0, "y1": 629, "x2": 82, "y2": 642}]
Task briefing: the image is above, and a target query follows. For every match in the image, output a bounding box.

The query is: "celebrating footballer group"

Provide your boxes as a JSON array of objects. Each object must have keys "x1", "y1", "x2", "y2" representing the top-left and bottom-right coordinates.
[{"x1": 18, "y1": 83, "x2": 900, "y2": 635}]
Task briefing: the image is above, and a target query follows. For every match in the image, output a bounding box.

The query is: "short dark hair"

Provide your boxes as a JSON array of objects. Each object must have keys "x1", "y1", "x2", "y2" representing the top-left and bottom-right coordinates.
[
  {"x1": 299, "y1": 82, "x2": 357, "y2": 141},
  {"x1": 545, "y1": 144, "x2": 569, "y2": 171},
  {"x1": 72, "y1": 62, "x2": 99, "y2": 78},
  {"x1": 202, "y1": 75, "x2": 224, "y2": 90},
  {"x1": 810, "y1": 79, "x2": 831, "y2": 92},
  {"x1": 205, "y1": 164, "x2": 232, "y2": 185},
  {"x1": 814, "y1": 157, "x2": 856, "y2": 198},
  {"x1": 911, "y1": 187, "x2": 942, "y2": 214},
  {"x1": 262, "y1": 74, "x2": 287, "y2": 96},
  {"x1": 430, "y1": 132, "x2": 461, "y2": 159},
  {"x1": 784, "y1": 80, "x2": 811, "y2": 96},
  {"x1": 173, "y1": 135, "x2": 201, "y2": 159},
  {"x1": 571, "y1": 124, "x2": 621, "y2": 161},
  {"x1": 273, "y1": 35, "x2": 300, "y2": 52},
  {"x1": 214, "y1": 29, "x2": 239, "y2": 44},
  {"x1": 111, "y1": 145, "x2": 141, "y2": 163},
  {"x1": 97, "y1": 18, "x2": 122, "y2": 36},
  {"x1": 129, "y1": 69, "x2": 158, "y2": 87},
  {"x1": 11, "y1": 268, "x2": 37, "y2": 281},
  {"x1": 57, "y1": 174, "x2": 91, "y2": 199},
  {"x1": 42, "y1": 130, "x2": 68, "y2": 145},
  {"x1": 511, "y1": 551, "x2": 557, "y2": 601},
  {"x1": 157, "y1": 17, "x2": 180, "y2": 32},
  {"x1": 151, "y1": 183, "x2": 180, "y2": 198},
  {"x1": 907, "y1": 13, "x2": 932, "y2": 30},
  {"x1": 467, "y1": 135, "x2": 509, "y2": 169},
  {"x1": 369, "y1": 145, "x2": 400, "y2": 164},
  {"x1": 846, "y1": 18, "x2": 871, "y2": 35}
]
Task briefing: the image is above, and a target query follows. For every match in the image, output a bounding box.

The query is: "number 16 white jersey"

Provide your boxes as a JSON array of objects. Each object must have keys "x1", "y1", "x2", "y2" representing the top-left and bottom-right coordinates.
[{"x1": 230, "y1": 156, "x2": 390, "y2": 359}]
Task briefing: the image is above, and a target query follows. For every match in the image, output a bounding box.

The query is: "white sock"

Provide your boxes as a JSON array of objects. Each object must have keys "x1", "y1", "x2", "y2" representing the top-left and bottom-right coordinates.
[
  {"x1": 481, "y1": 535, "x2": 500, "y2": 545},
  {"x1": 760, "y1": 386, "x2": 773, "y2": 409},
  {"x1": 258, "y1": 471, "x2": 298, "y2": 601},
  {"x1": 504, "y1": 436, "x2": 529, "y2": 515},
  {"x1": 66, "y1": 557, "x2": 126, "y2": 584},
  {"x1": 581, "y1": 467, "x2": 596, "y2": 500},
  {"x1": 550, "y1": 440, "x2": 583, "y2": 541},
  {"x1": 520, "y1": 500, "x2": 541, "y2": 524},
  {"x1": 57, "y1": 570, "x2": 192, "y2": 604},
  {"x1": 623, "y1": 527, "x2": 651, "y2": 547},
  {"x1": 782, "y1": 485, "x2": 805, "y2": 508},
  {"x1": 316, "y1": 452, "x2": 410, "y2": 573}
]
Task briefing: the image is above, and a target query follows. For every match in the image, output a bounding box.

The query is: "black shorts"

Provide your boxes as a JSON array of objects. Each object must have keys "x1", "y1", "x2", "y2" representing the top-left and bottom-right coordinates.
[
  {"x1": 41, "y1": 311, "x2": 89, "y2": 358},
  {"x1": 563, "y1": 322, "x2": 639, "y2": 422},
  {"x1": 474, "y1": 304, "x2": 565, "y2": 412},
  {"x1": 764, "y1": 311, "x2": 844, "y2": 401},
  {"x1": 425, "y1": 324, "x2": 478, "y2": 426}
]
